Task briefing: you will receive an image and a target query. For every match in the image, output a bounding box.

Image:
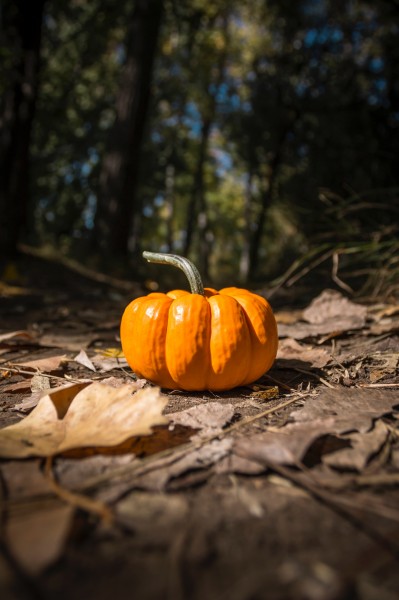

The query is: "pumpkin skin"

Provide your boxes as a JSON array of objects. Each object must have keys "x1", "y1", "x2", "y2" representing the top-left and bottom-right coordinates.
[{"x1": 120, "y1": 286, "x2": 278, "y2": 391}]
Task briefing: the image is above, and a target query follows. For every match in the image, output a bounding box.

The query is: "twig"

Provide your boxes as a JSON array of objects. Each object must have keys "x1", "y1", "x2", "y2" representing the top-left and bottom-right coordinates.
[
  {"x1": 18, "y1": 243, "x2": 138, "y2": 291},
  {"x1": 358, "y1": 383, "x2": 399, "y2": 388},
  {"x1": 44, "y1": 457, "x2": 113, "y2": 524},
  {"x1": 2, "y1": 365, "x2": 84, "y2": 385},
  {"x1": 292, "y1": 367, "x2": 336, "y2": 389}
]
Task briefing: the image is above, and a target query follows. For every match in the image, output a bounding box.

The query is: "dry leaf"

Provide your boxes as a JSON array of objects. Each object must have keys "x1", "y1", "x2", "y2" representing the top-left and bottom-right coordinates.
[
  {"x1": 39, "y1": 332, "x2": 98, "y2": 351},
  {"x1": 170, "y1": 402, "x2": 235, "y2": 437},
  {"x1": 13, "y1": 354, "x2": 67, "y2": 372},
  {"x1": 95, "y1": 347, "x2": 125, "y2": 358},
  {"x1": 137, "y1": 438, "x2": 232, "y2": 491},
  {"x1": 290, "y1": 388, "x2": 399, "y2": 434},
  {"x1": 303, "y1": 290, "x2": 367, "y2": 326},
  {"x1": 2, "y1": 379, "x2": 33, "y2": 393},
  {"x1": 0, "y1": 382, "x2": 168, "y2": 458},
  {"x1": 234, "y1": 419, "x2": 336, "y2": 467},
  {"x1": 323, "y1": 421, "x2": 389, "y2": 471},
  {"x1": 277, "y1": 338, "x2": 331, "y2": 368},
  {"x1": 91, "y1": 355, "x2": 129, "y2": 372},
  {"x1": 0, "y1": 330, "x2": 33, "y2": 343},
  {"x1": 30, "y1": 373, "x2": 52, "y2": 393},
  {"x1": 278, "y1": 291, "x2": 368, "y2": 340},
  {"x1": 74, "y1": 349, "x2": 96, "y2": 371},
  {"x1": 6, "y1": 504, "x2": 74, "y2": 575}
]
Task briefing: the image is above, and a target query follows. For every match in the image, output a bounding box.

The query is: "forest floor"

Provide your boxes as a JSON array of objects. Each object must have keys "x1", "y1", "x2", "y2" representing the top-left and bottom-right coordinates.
[{"x1": 1, "y1": 254, "x2": 399, "y2": 600}]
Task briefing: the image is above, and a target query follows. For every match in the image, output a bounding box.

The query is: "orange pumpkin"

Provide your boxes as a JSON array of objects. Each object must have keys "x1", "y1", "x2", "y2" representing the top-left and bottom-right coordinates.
[{"x1": 120, "y1": 252, "x2": 278, "y2": 391}]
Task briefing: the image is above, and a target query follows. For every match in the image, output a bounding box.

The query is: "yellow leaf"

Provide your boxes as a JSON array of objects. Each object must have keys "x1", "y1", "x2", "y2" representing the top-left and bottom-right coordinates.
[
  {"x1": 0, "y1": 381, "x2": 168, "y2": 458},
  {"x1": 94, "y1": 347, "x2": 125, "y2": 358}
]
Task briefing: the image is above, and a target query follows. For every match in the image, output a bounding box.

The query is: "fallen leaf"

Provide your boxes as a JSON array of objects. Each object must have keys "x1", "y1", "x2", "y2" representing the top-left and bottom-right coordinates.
[
  {"x1": 91, "y1": 355, "x2": 129, "y2": 372},
  {"x1": 277, "y1": 338, "x2": 331, "y2": 368},
  {"x1": 95, "y1": 348, "x2": 125, "y2": 358},
  {"x1": 9, "y1": 380, "x2": 88, "y2": 413},
  {"x1": 73, "y1": 349, "x2": 96, "y2": 371},
  {"x1": 290, "y1": 388, "x2": 399, "y2": 434},
  {"x1": 6, "y1": 504, "x2": 74, "y2": 575},
  {"x1": 234, "y1": 419, "x2": 336, "y2": 467},
  {"x1": 2, "y1": 379, "x2": 33, "y2": 393},
  {"x1": 39, "y1": 332, "x2": 98, "y2": 351},
  {"x1": 278, "y1": 290, "x2": 368, "y2": 340},
  {"x1": 30, "y1": 374, "x2": 52, "y2": 393},
  {"x1": 368, "y1": 318, "x2": 399, "y2": 336},
  {"x1": 323, "y1": 421, "x2": 389, "y2": 471},
  {"x1": 0, "y1": 382, "x2": 168, "y2": 458},
  {"x1": 12, "y1": 354, "x2": 67, "y2": 372},
  {"x1": 303, "y1": 290, "x2": 367, "y2": 326},
  {"x1": 169, "y1": 402, "x2": 235, "y2": 437},
  {"x1": 249, "y1": 387, "x2": 280, "y2": 401},
  {"x1": 55, "y1": 455, "x2": 136, "y2": 490},
  {"x1": 0, "y1": 330, "x2": 33, "y2": 343},
  {"x1": 138, "y1": 438, "x2": 233, "y2": 491}
]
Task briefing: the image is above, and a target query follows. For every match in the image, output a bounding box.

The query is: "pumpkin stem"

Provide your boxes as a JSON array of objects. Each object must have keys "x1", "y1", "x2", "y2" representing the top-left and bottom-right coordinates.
[{"x1": 142, "y1": 251, "x2": 205, "y2": 296}]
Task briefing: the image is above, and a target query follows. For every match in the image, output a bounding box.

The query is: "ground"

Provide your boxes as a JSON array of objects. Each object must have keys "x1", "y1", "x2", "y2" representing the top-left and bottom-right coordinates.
[{"x1": 1, "y1": 254, "x2": 399, "y2": 600}]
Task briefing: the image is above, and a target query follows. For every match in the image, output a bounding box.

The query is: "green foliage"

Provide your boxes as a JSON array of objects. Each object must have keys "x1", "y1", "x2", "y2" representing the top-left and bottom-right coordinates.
[{"x1": 25, "y1": 0, "x2": 399, "y2": 295}]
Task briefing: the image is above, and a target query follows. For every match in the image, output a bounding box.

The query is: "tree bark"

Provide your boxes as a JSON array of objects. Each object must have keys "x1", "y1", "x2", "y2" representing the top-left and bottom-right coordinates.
[
  {"x1": 0, "y1": 0, "x2": 45, "y2": 257},
  {"x1": 94, "y1": 0, "x2": 163, "y2": 257},
  {"x1": 248, "y1": 111, "x2": 299, "y2": 280}
]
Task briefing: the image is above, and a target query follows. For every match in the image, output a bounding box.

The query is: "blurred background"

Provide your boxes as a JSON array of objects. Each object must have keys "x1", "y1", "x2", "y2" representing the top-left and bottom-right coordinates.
[{"x1": 1, "y1": 0, "x2": 398, "y2": 297}]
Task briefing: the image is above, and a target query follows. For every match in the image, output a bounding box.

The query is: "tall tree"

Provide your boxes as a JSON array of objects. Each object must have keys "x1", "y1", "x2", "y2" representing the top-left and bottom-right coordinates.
[
  {"x1": 0, "y1": 0, "x2": 45, "y2": 257},
  {"x1": 94, "y1": 0, "x2": 163, "y2": 258}
]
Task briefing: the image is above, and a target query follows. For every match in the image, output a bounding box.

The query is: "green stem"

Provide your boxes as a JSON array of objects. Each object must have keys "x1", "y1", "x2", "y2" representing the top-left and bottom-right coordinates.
[{"x1": 142, "y1": 251, "x2": 205, "y2": 296}]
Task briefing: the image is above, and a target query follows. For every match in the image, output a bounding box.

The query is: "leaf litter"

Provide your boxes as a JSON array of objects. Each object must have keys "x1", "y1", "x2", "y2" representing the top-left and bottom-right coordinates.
[{"x1": 1, "y1": 282, "x2": 399, "y2": 597}]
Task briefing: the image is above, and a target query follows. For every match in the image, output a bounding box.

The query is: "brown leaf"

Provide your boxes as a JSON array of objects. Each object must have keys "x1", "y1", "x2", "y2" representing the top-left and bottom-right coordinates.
[
  {"x1": 278, "y1": 290, "x2": 368, "y2": 340},
  {"x1": 303, "y1": 290, "x2": 367, "y2": 326},
  {"x1": 91, "y1": 355, "x2": 129, "y2": 372},
  {"x1": 2, "y1": 379, "x2": 33, "y2": 393},
  {"x1": 0, "y1": 330, "x2": 34, "y2": 343},
  {"x1": 115, "y1": 438, "x2": 233, "y2": 494},
  {"x1": 169, "y1": 402, "x2": 235, "y2": 437},
  {"x1": 39, "y1": 332, "x2": 98, "y2": 351},
  {"x1": 323, "y1": 421, "x2": 389, "y2": 471},
  {"x1": 0, "y1": 382, "x2": 168, "y2": 458},
  {"x1": 6, "y1": 504, "x2": 74, "y2": 575},
  {"x1": 277, "y1": 338, "x2": 331, "y2": 368},
  {"x1": 234, "y1": 419, "x2": 336, "y2": 466},
  {"x1": 13, "y1": 354, "x2": 67, "y2": 372},
  {"x1": 290, "y1": 388, "x2": 399, "y2": 434}
]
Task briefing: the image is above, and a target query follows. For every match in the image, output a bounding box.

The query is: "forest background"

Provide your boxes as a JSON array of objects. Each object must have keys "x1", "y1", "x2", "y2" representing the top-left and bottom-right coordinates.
[{"x1": 1, "y1": 0, "x2": 398, "y2": 297}]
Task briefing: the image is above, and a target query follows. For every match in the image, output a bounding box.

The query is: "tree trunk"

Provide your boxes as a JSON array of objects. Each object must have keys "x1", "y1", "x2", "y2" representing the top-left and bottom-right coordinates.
[
  {"x1": 183, "y1": 117, "x2": 211, "y2": 259},
  {"x1": 0, "y1": 0, "x2": 45, "y2": 257},
  {"x1": 94, "y1": 0, "x2": 163, "y2": 257},
  {"x1": 248, "y1": 112, "x2": 299, "y2": 280},
  {"x1": 239, "y1": 170, "x2": 253, "y2": 283}
]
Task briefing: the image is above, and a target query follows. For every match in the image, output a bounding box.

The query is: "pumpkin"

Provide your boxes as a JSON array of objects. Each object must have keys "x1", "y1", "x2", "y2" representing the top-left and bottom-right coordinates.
[{"x1": 120, "y1": 251, "x2": 278, "y2": 391}]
